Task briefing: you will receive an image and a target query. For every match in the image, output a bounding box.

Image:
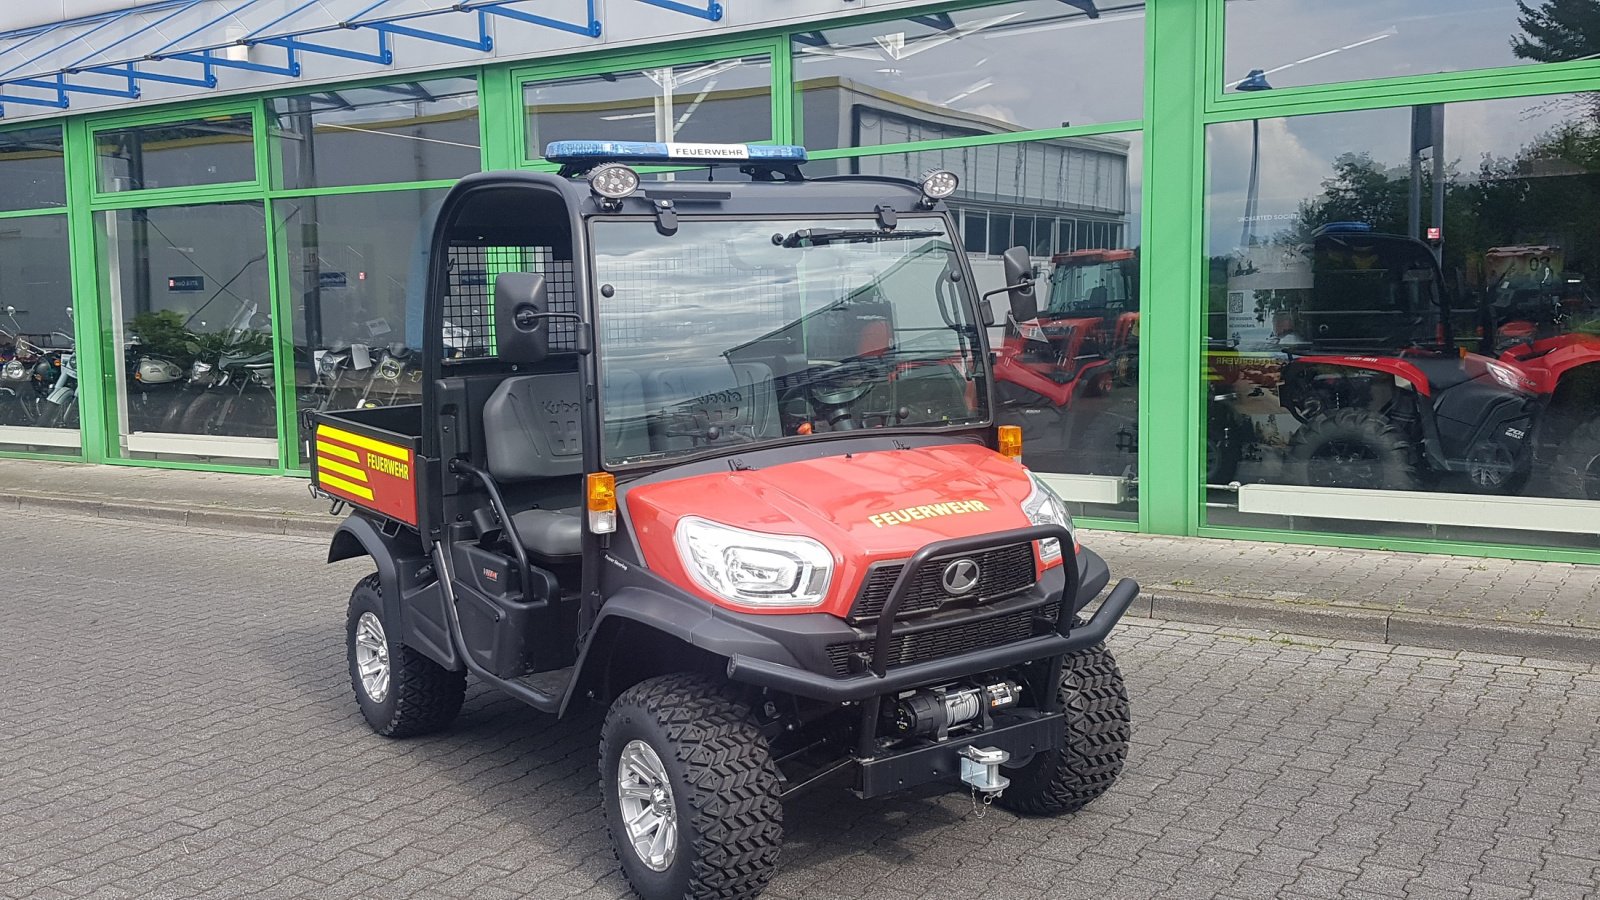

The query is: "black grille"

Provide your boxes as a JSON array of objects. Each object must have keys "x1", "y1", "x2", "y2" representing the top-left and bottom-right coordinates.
[
  {"x1": 848, "y1": 542, "x2": 1038, "y2": 624},
  {"x1": 825, "y1": 602, "x2": 1060, "y2": 676}
]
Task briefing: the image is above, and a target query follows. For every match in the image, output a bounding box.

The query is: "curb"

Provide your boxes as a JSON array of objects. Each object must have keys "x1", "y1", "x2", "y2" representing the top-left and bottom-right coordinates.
[
  {"x1": 1126, "y1": 586, "x2": 1600, "y2": 663},
  {"x1": 0, "y1": 491, "x2": 336, "y2": 538},
  {"x1": 8, "y1": 488, "x2": 1596, "y2": 662}
]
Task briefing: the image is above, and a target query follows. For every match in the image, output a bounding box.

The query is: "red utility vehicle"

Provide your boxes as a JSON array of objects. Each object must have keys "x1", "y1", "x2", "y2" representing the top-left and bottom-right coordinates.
[{"x1": 310, "y1": 142, "x2": 1139, "y2": 900}]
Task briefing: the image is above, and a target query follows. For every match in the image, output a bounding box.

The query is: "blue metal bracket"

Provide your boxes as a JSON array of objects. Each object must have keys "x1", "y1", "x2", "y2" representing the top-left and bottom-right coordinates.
[
  {"x1": 83, "y1": 62, "x2": 218, "y2": 90},
  {"x1": 365, "y1": 12, "x2": 492, "y2": 53},
  {"x1": 258, "y1": 30, "x2": 393, "y2": 67},
  {"x1": 11, "y1": 74, "x2": 139, "y2": 100},
  {"x1": 469, "y1": 0, "x2": 602, "y2": 38},
  {"x1": 635, "y1": 0, "x2": 724, "y2": 21},
  {"x1": 168, "y1": 47, "x2": 301, "y2": 78},
  {"x1": 0, "y1": 90, "x2": 70, "y2": 116}
]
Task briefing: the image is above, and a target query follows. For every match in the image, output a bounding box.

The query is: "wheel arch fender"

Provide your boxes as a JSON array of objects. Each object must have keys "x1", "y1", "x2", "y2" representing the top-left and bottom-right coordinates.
[
  {"x1": 328, "y1": 514, "x2": 408, "y2": 644},
  {"x1": 565, "y1": 587, "x2": 805, "y2": 714}
]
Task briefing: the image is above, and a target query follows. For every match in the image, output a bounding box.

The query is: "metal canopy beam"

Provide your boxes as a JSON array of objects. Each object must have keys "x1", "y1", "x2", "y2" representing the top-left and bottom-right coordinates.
[{"x1": 0, "y1": 0, "x2": 710, "y2": 118}]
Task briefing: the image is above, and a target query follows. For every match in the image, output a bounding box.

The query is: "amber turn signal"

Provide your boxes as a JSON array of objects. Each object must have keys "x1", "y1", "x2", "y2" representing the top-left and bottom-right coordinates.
[
  {"x1": 587, "y1": 472, "x2": 617, "y2": 534},
  {"x1": 998, "y1": 425, "x2": 1023, "y2": 462}
]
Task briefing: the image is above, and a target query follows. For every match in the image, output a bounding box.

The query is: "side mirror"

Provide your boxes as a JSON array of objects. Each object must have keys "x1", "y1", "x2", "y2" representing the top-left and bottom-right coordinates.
[
  {"x1": 494, "y1": 273, "x2": 550, "y2": 366},
  {"x1": 1001, "y1": 246, "x2": 1038, "y2": 322}
]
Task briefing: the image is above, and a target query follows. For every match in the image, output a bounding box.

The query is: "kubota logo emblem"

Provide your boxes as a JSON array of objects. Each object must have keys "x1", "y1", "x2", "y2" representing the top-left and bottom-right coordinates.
[{"x1": 941, "y1": 558, "x2": 981, "y2": 595}]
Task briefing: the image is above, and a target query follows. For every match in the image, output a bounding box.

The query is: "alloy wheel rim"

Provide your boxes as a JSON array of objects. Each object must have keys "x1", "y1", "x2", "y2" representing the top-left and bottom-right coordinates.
[
  {"x1": 354, "y1": 611, "x2": 390, "y2": 703},
  {"x1": 616, "y1": 739, "x2": 678, "y2": 872}
]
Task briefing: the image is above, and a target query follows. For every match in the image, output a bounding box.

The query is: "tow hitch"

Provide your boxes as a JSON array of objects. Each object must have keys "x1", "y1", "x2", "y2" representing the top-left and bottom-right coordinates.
[{"x1": 959, "y1": 745, "x2": 1011, "y2": 795}]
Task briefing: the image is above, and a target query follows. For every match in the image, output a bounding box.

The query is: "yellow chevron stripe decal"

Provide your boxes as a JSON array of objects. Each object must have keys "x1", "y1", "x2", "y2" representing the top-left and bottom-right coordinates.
[
  {"x1": 315, "y1": 439, "x2": 359, "y2": 462},
  {"x1": 317, "y1": 425, "x2": 408, "y2": 461},
  {"x1": 319, "y1": 472, "x2": 375, "y2": 500},
  {"x1": 317, "y1": 456, "x2": 368, "y2": 482}
]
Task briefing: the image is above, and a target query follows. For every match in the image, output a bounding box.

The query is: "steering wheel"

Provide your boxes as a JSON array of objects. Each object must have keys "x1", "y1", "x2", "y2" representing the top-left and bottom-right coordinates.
[{"x1": 780, "y1": 359, "x2": 881, "y2": 431}]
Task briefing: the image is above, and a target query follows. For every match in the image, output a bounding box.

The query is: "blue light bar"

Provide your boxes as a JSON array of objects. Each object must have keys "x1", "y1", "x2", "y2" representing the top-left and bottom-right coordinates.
[
  {"x1": 544, "y1": 140, "x2": 808, "y2": 167},
  {"x1": 1317, "y1": 221, "x2": 1375, "y2": 235}
]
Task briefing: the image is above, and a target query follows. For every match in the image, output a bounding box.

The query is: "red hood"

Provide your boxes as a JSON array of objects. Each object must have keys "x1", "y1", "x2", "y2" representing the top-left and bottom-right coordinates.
[{"x1": 625, "y1": 443, "x2": 1046, "y2": 617}]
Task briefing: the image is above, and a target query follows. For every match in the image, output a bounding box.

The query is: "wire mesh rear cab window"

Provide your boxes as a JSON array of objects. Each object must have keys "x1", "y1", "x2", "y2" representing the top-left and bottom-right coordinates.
[{"x1": 438, "y1": 185, "x2": 577, "y2": 363}]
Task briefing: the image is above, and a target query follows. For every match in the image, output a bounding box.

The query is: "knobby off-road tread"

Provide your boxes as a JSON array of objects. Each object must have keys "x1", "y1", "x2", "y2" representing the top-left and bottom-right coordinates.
[
  {"x1": 1289, "y1": 407, "x2": 1421, "y2": 490},
  {"x1": 1555, "y1": 417, "x2": 1600, "y2": 501},
  {"x1": 996, "y1": 639, "x2": 1131, "y2": 816},
  {"x1": 602, "y1": 673, "x2": 783, "y2": 900},
  {"x1": 348, "y1": 574, "x2": 465, "y2": 738}
]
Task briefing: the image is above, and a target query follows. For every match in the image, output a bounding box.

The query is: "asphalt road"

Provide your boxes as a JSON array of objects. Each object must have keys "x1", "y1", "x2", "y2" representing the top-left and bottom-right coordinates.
[{"x1": 2, "y1": 513, "x2": 1598, "y2": 900}]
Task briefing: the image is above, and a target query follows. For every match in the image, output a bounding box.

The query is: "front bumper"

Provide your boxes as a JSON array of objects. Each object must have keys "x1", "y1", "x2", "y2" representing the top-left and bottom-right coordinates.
[{"x1": 726, "y1": 573, "x2": 1138, "y2": 701}]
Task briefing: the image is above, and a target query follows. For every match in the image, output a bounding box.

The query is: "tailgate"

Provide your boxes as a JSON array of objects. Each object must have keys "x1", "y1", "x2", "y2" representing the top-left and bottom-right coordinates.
[{"x1": 310, "y1": 412, "x2": 421, "y2": 527}]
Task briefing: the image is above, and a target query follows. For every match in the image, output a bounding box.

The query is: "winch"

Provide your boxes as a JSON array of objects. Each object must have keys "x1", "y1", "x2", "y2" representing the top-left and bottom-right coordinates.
[{"x1": 887, "y1": 680, "x2": 1023, "y2": 741}]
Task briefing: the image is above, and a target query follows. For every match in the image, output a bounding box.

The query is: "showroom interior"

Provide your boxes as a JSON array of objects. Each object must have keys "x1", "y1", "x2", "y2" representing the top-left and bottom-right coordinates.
[{"x1": 0, "y1": 0, "x2": 1597, "y2": 562}]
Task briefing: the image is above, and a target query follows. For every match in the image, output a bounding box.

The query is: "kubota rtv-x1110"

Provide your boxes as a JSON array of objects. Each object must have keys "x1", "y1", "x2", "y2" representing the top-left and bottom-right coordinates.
[{"x1": 310, "y1": 141, "x2": 1139, "y2": 900}]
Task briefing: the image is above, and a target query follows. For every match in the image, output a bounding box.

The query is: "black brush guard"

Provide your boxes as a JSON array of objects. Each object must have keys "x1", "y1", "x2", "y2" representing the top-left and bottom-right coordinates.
[{"x1": 725, "y1": 524, "x2": 1139, "y2": 764}]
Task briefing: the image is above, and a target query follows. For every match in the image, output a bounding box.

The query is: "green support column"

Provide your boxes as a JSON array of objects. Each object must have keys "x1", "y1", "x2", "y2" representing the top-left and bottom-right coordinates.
[
  {"x1": 63, "y1": 116, "x2": 109, "y2": 464},
  {"x1": 479, "y1": 66, "x2": 521, "y2": 169},
  {"x1": 1138, "y1": 0, "x2": 1210, "y2": 535}
]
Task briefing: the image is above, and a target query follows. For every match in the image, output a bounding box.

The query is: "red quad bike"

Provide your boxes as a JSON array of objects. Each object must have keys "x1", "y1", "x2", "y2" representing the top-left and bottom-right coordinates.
[
  {"x1": 311, "y1": 142, "x2": 1139, "y2": 900},
  {"x1": 1279, "y1": 224, "x2": 1600, "y2": 499}
]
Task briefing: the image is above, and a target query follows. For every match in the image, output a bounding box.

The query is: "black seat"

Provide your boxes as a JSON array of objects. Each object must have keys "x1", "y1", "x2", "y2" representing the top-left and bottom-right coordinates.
[{"x1": 480, "y1": 370, "x2": 646, "y2": 557}]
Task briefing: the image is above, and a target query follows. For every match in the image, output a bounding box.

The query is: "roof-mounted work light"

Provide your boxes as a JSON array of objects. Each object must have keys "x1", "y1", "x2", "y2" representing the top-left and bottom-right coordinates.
[
  {"x1": 919, "y1": 170, "x2": 960, "y2": 208},
  {"x1": 588, "y1": 163, "x2": 641, "y2": 209}
]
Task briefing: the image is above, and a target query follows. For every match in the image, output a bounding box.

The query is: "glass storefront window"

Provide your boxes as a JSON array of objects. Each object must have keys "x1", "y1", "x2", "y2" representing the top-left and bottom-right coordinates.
[
  {"x1": 792, "y1": 2, "x2": 1145, "y2": 152},
  {"x1": 524, "y1": 55, "x2": 772, "y2": 158},
  {"x1": 0, "y1": 214, "x2": 78, "y2": 451},
  {"x1": 1205, "y1": 93, "x2": 1600, "y2": 549},
  {"x1": 0, "y1": 126, "x2": 66, "y2": 212},
  {"x1": 96, "y1": 113, "x2": 256, "y2": 192},
  {"x1": 1223, "y1": 0, "x2": 1600, "y2": 93},
  {"x1": 98, "y1": 202, "x2": 276, "y2": 464},
  {"x1": 276, "y1": 188, "x2": 448, "y2": 463},
  {"x1": 812, "y1": 132, "x2": 1144, "y2": 520},
  {"x1": 271, "y1": 78, "x2": 481, "y2": 190}
]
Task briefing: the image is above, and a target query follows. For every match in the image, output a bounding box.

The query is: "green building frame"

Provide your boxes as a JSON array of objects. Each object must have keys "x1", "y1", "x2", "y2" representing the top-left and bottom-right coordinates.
[{"x1": 2, "y1": 0, "x2": 1598, "y2": 563}]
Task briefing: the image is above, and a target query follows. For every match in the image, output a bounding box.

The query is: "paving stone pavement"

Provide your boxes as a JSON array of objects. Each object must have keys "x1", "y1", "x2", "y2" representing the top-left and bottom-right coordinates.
[
  {"x1": 3, "y1": 512, "x2": 1600, "y2": 900},
  {"x1": 1084, "y1": 530, "x2": 1600, "y2": 630}
]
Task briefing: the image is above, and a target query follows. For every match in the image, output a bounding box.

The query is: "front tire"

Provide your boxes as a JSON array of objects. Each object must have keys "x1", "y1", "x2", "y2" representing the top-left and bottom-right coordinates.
[
  {"x1": 995, "y1": 640, "x2": 1131, "y2": 816},
  {"x1": 600, "y1": 673, "x2": 782, "y2": 900},
  {"x1": 1288, "y1": 408, "x2": 1422, "y2": 490},
  {"x1": 1555, "y1": 417, "x2": 1600, "y2": 501},
  {"x1": 346, "y1": 574, "x2": 465, "y2": 737}
]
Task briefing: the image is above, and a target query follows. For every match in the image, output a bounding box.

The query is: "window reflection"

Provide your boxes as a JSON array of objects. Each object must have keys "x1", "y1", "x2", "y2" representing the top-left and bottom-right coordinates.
[
  {"x1": 812, "y1": 132, "x2": 1143, "y2": 519},
  {"x1": 793, "y1": 1, "x2": 1145, "y2": 151},
  {"x1": 96, "y1": 114, "x2": 255, "y2": 192},
  {"x1": 0, "y1": 126, "x2": 66, "y2": 212},
  {"x1": 1206, "y1": 93, "x2": 1600, "y2": 546},
  {"x1": 1224, "y1": 0, "x2": 1600, "y2": 92},
  {"x1": 0, "y1": 214, "x2": 77, "y2": 449},
  {"x1": 271, "y1": 79, "x2": 480, "y2": 190},
  {"x1": 524, "y1": 56, "x2": 772, "y2": 157},
  {"x1": 277, "y1": 190, "x2": 447, "y2": 462}
]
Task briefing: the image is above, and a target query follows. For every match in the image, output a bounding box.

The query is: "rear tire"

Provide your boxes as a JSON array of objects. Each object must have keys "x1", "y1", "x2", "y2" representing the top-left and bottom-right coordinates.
[
  {"x1": 600, "y1": 673, "x2": 782, "y2": 900},
  {"x1": 1288, "y1": 408, "x2": 1422, "y2": 490},
  {"x1": 346, "y1": 574, "x2": 465, "y2": 737},
  {"x1": 1555, "y1": 417, "x2": 1600, "y2": 501},
  {"x1": 995, "y1": 639, "x2": 1130, "y2": 816}
]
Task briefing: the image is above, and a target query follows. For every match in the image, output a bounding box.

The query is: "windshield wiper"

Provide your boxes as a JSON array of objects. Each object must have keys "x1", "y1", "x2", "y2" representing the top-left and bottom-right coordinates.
[{"x1": 778, "y1": 227, "x2": 943, "y2": 248}]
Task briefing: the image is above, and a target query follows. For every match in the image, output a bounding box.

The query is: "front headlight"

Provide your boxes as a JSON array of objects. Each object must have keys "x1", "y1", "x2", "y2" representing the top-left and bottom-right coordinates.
[
  {"x1": 1021, "y1": 470, "x2": 1075, "y2": 564},
  {"x1": 1484, "y1": 360, "x2": 1534, "y2": 393},
  {"x1": 2, "y1": 360, "x2": 25, "y2": 381},
  {"x1": 673, "y1": 516, "x2": 833, "y2": 609}
]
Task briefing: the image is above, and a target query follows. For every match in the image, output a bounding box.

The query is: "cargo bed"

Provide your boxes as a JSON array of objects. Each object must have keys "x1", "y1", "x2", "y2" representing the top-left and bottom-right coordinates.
[{"x1": 309, "y1": 405, "x2": 423, "y2": 528}]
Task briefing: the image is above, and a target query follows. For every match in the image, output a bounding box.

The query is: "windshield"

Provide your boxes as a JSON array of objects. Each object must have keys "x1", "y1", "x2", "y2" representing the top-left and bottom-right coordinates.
[{"x1": 591, "y1": 216, "x2": 988, "y2": 466}]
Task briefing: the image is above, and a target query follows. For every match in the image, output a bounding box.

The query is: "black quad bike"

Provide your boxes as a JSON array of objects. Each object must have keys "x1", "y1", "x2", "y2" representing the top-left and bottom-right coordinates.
[
  {"x1": 310, "y1": 142, "x2": 1139, "y2": 900},
  {"x1": 1278, "y1": 225, "x2": 1600, "y2": 498}
]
